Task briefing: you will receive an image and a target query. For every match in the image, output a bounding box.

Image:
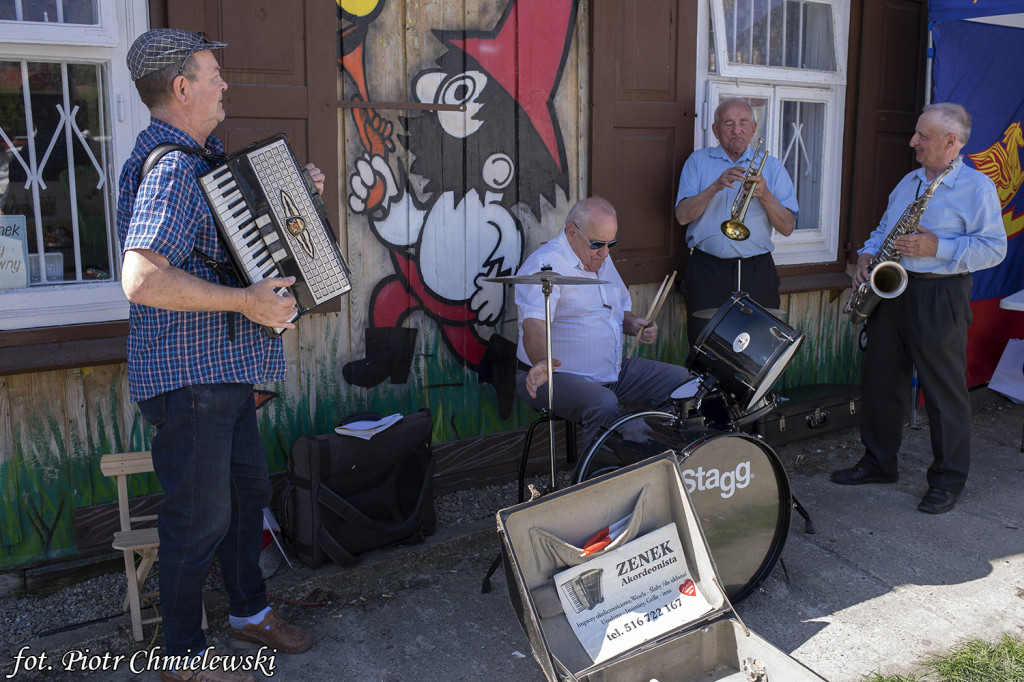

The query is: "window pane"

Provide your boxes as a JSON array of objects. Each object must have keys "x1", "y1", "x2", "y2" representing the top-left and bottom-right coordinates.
[
  {"x1": 780, "y1": 99, "x2": 825, "y2": 230},
  {"x1": 0, "y1": 59, "x2": 113, "y2": 285},
  {"x1": 708, "y1": 11, "x2": 718, "y2": 74},
  {"x1": 0, "y1": 0, "x2": 98, "y2": 24},
  {"x1": 801, "y1": 2, "x2": 836, "y2": 71},
  {"x1": 721, "y1": 0, "x2": 836, "y2": 72}
]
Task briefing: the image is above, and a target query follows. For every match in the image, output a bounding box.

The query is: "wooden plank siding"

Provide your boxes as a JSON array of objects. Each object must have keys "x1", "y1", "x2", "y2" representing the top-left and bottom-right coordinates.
[{"x1": 0, "y1": 0, "x2": 864, "y2": 570}]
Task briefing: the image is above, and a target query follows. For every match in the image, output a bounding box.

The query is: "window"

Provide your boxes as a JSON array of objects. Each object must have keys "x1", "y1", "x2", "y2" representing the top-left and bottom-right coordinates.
[
  {"x1": 699, "y1": 0, "x2": 848, "y2": 265},
  {"x1": 0, "y1": 0, "x2": 147, "y2": 330},
  {"x1": 0, "y1": 0, "x2": 100, "y2": 25}
]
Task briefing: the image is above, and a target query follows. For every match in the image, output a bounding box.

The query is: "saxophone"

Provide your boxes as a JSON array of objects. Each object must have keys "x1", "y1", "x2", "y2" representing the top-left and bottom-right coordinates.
[{"x1": 844, "y1": 155, "x2": 963, "y2": 324}]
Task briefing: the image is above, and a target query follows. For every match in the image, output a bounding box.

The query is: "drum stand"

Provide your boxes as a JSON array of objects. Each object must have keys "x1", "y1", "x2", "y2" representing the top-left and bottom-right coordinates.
[
  {"x1": 540, "y1": 277, "x2": 559, "y2": 490},
  {"x1": 484, "y1": 270, "x2": 607, "y2": 493},
  {"x1": 792, "y1": 498, "x2": 815, "y2": 534},
  {"x1": 479, "y1": 271, "x2": 607, "y2": 594}
]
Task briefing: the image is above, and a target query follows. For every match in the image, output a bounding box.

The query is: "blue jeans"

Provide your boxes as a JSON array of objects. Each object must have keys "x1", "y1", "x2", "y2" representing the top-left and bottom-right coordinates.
[{"x1": 138, "y1": 383, "x2": 272, "y2": 655}]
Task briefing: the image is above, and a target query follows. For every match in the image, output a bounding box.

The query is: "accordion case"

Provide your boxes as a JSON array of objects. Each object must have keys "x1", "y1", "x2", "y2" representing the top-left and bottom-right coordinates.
[
  {"x1": 198, "y1": 134, "x2": 352, "y2": 336},
  {"x1": 497, "y1": 454, "x2": 824, "y2": 682}
]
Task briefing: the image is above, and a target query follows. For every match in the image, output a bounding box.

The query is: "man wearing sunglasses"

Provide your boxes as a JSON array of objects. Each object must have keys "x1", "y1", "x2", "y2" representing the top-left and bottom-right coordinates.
[
  {"x1": 117, "y1": 29, "x2": 315, "y2": 680},
  {"x1": 674, "y1": 98, "x2": 798, "y2": 347},
  {"x1": 514, "y1": 197, "x2": 691, "y2": 446}
]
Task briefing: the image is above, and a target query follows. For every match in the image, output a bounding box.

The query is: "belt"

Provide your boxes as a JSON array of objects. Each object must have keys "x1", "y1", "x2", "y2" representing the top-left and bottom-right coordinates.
[
  {"x1": 907, "y1": 271, "x2": 967, "y2": 280},
  {"x1": 694, "y1": 249, "x2": 771, "y2": 264}
]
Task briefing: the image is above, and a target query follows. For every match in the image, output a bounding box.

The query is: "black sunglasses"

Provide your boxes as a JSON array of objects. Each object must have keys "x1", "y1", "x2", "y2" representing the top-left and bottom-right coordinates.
[
  {"x1": 176, "y1": 31, "x2": 214, "y2": 77},
  {"x1": 573, "y1": 224, "x2": 618, "y2": 250}
]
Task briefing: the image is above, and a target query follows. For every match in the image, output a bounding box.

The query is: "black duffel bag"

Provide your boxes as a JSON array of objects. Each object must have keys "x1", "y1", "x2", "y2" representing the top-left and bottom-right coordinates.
[{"x1": 280, "y1": 408, "x2": 437, "y2": 568}]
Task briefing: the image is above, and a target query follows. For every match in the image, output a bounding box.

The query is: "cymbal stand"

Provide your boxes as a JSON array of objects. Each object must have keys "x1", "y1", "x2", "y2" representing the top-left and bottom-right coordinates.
[{"x1": 542, "y1": 278, "x2": 558, "y2": 489}]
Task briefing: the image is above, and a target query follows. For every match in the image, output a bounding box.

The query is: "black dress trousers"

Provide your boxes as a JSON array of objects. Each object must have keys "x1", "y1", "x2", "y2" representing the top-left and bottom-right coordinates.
[{"x1": 859, "y1": 273, "x2": 973, "y2": 492}]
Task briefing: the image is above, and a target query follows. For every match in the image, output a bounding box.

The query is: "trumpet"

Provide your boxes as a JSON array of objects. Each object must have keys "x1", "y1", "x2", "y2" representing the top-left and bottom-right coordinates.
[{"x1": 721, "y1": 138, "x2": 768, "y2": 241}]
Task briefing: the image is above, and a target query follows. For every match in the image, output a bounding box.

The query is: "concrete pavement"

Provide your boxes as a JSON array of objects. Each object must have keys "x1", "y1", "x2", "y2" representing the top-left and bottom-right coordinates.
[{"x1": 3, "y1": 386, "x2": 1023, "y2": 681}]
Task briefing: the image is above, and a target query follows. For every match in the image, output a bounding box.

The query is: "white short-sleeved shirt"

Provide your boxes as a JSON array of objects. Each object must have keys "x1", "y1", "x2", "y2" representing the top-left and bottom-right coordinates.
[{"x1": 515, "y1": 232, "x2": 632, "y2": 383}]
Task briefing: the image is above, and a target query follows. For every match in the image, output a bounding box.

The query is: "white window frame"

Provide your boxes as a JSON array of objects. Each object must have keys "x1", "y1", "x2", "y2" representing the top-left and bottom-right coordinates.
[
  {"x1": 0, "y1": 0, "x2": 150, "y2": 330},
  {"x1": 0, "y1": 2, "x2": 119, "y2": 45},
  {"x1": 709, "y1": 0, "x2": 847, "y2": 85},
  {"x1": 698, "y1": 0, "x2": 848, "y2": 265}
]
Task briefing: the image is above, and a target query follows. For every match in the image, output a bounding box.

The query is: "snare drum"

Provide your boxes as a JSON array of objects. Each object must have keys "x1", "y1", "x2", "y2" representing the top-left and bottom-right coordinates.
[
  {"x1": 686, "y1": 292, "x2": 804, "y2": 414},
  {"x1": 572, "y1": 411, "x2": 792, "y2": 604}
]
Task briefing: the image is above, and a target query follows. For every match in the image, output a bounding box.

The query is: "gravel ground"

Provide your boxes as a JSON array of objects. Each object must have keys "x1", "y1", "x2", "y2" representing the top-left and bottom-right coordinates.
[
  {"x1": 7, "y1": 388, "x2": 1015, "y2": 657},
  {"x1": 0, "y1": 471, "x2": 563, "y2": 654}
]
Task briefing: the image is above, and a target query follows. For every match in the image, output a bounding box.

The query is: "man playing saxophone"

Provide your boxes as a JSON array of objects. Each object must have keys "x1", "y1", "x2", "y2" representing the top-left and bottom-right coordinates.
[
  {"x1": 831, "y1": 102, "x2": 1006, "y2": 514},
  {"x1": 675, "y1": 98, "x2": 798, "y2": 346}
]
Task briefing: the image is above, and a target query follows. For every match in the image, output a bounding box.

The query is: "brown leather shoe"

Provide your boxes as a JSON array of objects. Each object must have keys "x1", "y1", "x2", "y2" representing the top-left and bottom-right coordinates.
[{"x1": 229, "y1": 608, "x2": 312, "y2": 654}]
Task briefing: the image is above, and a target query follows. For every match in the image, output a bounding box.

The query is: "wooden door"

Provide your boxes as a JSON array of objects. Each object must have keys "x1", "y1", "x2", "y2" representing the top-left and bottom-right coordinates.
[
  {"x1": 589, "y1": 0, "x2": 697, "y2": 285},
  {"x1": 844, "y1": 0, "x2": 929, "y2": 260},
  {"x1": 149, "y1": 0, "x2": 341, "y2": 307}
]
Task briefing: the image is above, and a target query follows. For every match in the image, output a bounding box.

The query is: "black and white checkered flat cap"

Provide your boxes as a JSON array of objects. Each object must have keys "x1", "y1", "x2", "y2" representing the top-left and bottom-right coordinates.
[{"x1": 127, "y1": 28, "x2": 227, "y2": 80}]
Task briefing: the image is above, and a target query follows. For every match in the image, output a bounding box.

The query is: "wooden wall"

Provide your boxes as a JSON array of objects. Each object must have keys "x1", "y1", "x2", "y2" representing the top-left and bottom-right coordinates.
[{"x1": 0, "y1": 0, "x2": 863, "y2": 570}]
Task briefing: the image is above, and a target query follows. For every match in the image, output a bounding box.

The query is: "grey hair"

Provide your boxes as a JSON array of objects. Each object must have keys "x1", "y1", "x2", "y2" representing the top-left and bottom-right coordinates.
[
  {"x1": 134, "y1": 55, "x2": 201, "y2": 110},
  {"x1": 565, "y1": 197, "x2": 616, "y2": 231},
  {"x1": 714, "y1": 98, "x2": 754, "y2": 127},
  {"x1": 924, "y1": 102, "x2": 972, "y2": 146}
]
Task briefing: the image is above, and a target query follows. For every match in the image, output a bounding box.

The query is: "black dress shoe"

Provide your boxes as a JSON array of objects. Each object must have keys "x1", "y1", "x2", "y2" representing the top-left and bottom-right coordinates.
[
  {"x1": 918, "y1": 488, "x2": 959, "y2": 514},
  {"x1": 830, "y1": 465, "x2": 899, "y2": 485}
]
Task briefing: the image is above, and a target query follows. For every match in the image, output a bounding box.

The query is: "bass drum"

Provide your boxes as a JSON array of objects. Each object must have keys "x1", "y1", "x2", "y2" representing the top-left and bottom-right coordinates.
[{"x1": 572, "y1": 411, "x2": 792, "y2": 605}]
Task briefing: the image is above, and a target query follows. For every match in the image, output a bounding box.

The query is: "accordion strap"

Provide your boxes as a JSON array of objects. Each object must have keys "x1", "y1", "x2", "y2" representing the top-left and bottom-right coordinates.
[
  {"x1": 191, "y1": 246, "x2": 239, "y2": 342},
  {"x1": 137, "y1": 143, "x2": 239, "y2": 341},
  {"x1": 137, "y1": 142, "x2": 225, "y2": 185}
]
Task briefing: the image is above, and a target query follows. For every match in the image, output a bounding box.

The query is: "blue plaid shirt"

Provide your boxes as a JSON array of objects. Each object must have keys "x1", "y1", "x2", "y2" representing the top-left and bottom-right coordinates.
[{"x1": 117, "y1": 119, "x2": 285, "y2": 403}]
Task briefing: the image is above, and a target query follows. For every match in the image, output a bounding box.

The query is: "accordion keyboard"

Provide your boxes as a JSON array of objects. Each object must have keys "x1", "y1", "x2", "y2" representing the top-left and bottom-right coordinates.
[{"x1": 201, "y1": 170, "x2": 285, "y2": 282}]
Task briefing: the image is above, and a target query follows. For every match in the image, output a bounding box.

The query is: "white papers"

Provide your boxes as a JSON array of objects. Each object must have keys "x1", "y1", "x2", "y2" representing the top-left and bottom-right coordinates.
[
  {"x1": 553, "y1": 523, "x2": 713, "y2": 664},
  {"x1": 989, "y1": 339, "x2": 1024, "y2": 404},
  {"x1": 0, "y1": 215, "x2": 28, "y2": 290},
  {"x1": 334, "y1": 413, "x2": 403, "y2": 439}
]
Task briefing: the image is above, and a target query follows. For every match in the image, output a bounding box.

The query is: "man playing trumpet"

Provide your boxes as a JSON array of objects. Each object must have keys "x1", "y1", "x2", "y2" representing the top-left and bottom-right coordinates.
[{"x1": 674, "y1": 98, "x2": 798, "y2": 346}]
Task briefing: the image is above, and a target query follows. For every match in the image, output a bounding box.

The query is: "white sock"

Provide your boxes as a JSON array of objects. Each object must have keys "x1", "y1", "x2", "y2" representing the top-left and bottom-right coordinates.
[{"x1": 229, "y1": 605, "x2": 271, "y2": 629}]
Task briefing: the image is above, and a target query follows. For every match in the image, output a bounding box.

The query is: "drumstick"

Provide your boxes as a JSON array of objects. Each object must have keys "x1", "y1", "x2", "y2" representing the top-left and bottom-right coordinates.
[
  {"x1": 646, "y1": 270, "x2": 676, "y2": 327},
  {"x1": 626, "y1": 275, "x2": 667, "y2": 358},
  {"x1": 626, "y1": 273, "x2": 670, "y2": 358},
  {"x1": 626, "y1": 270, "x2": 676, "y2": 358}
]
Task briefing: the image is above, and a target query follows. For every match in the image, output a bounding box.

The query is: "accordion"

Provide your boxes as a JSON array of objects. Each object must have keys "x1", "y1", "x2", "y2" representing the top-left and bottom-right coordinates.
[
  {"x1": 559, "y1": 567, "x2": 605, "y2": 613},
  {"x1": 198, "y1": 134, "x2": 352, "y2": 337}
]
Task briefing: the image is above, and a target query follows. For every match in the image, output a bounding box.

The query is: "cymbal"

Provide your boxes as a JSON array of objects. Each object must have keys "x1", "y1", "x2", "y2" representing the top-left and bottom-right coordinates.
[
  {"x1": 693, "y1": 307, "x2": 785, "y2": 319},
  {"x1": 485, "y1": 272, "x2": 608, "y2": 286}
]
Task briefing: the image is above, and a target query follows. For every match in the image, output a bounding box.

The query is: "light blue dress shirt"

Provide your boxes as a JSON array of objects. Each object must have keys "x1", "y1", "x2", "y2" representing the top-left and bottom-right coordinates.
[
  {"x1": 675, "y1": 145, "x2": 798, "y2": 259},
  {"x1": 860, "y1": 162, "x2": 1006, "y2": 275}
]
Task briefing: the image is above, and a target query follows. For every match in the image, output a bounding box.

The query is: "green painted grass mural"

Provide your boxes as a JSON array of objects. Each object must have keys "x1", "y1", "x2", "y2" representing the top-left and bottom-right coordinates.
[
  {"x1": 0, "y1": 379, "x2": 157, "y2": 569},
  {"x1": 1, "y1": 291, "x2": 860, "y2": 569}
]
